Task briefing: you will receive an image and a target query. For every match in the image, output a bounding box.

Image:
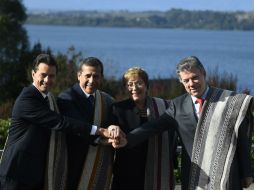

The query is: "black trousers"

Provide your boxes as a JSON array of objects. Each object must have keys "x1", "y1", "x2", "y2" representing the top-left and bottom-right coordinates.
[{"x1": 0, "y1": 177, "x2": 43, "y2": 190}]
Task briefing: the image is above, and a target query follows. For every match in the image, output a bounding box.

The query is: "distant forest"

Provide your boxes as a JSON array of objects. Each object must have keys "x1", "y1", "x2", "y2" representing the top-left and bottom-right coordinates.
[{"x1": 26, "y1": 9, "x2": 254, "y2": 30}]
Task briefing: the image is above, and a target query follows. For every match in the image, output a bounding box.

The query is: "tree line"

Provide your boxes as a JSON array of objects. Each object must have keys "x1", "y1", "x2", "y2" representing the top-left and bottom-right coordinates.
[{"x1": 26, "y1": 9, "x2": 254, "y2": 30}]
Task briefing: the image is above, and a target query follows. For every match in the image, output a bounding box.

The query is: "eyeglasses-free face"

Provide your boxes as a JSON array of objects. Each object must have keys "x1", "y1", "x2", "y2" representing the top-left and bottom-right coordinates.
[
  {"x1": 32, "y1": 63, "x2": 57, "y2": 93},
  {"x1": 78, "y1": 65, "x2": 103, "y2": 94},
  {"x1": 179, "y1": 67, "x2": 206, "y2": 98}
]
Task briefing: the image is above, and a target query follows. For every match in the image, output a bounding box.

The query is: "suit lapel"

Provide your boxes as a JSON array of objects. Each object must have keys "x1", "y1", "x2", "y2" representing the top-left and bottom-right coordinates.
[
  {"x1": 29, "y1": 85, "x2": 48, "y2": 103},
  {"x1": 72, "y1": 83, "x2": 93, "y2": 118},
  {"x1": 124, "y1": 99, "x2": 141, "y2": 131},
  {"x1": 184, "y1": 95, "x2": 198, "y2": 125},
  {"x1": 128, "y1": 106, "x2": 141, "y2": 129}
]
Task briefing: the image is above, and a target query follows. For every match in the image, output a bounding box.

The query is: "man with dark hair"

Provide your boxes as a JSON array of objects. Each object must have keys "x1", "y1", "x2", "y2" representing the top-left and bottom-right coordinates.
[
  {"x1": 0, "y1": 54, "x2": 118, "y2": 190},
  {"x1": 58, "y1": 57, "x2": 115, "y2": 190},
  {"x1": 112, "y1": 56, "x2": 253, "y2": 190}
]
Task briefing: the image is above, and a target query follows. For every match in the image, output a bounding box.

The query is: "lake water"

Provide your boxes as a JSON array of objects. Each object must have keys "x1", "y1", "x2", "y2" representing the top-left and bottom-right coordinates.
[{"x1": 25, "y1": 24, "x2": 254, "y2": 93}]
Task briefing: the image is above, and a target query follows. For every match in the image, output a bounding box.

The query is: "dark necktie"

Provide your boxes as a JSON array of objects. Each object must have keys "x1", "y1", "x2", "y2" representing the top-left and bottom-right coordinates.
[
  {"x1": 45, "y1": 96, "x2": 50, "y2": 107},
  {"x1": 196, "y1": 98, "x2": 204, "y2": 113},
  {"x1": 88, "y1": 95, "x2": 95, "y2": 108}
]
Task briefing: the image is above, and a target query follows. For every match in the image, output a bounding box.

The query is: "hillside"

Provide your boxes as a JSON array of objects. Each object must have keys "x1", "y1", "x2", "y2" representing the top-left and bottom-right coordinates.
[{"x1": 26, "y1": 9, "x2": 254, "y2": 30}]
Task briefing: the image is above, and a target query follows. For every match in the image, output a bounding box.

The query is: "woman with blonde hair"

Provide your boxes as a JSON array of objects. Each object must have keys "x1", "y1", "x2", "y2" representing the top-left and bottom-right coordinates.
[{"x1": 110, "y1": 67, "x2": 177, "y2": 190}]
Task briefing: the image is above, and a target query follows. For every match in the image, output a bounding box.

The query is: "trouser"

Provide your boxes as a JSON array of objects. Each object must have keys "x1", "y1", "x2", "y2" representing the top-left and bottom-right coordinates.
[{"x1": 0, "y1": 177, "x2": 43, "y2": 190}]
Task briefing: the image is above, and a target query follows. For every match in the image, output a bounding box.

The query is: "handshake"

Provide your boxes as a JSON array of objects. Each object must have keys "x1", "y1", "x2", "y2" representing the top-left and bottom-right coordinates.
[{"x1": 96, "y1": 125, "x2": 127, "y2": 148}]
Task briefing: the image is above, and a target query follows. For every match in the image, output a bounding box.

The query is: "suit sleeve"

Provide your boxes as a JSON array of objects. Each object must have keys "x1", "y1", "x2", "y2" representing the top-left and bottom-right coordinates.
[
  {"x1": 127, "y1": 112, "x2": 178, "y2": 147},
  {"x1": 13, "y1": 91, "x2": 93, "y2": 138},
  {"x1": 57, "y1": 93, "x2": 85, "y2": 119},
  {"x1": 57, "y1": 93, "x2": 101, "y2": 144},
  {"x1": 237, "y1": 108, "x2": 253, "y2": 178}
]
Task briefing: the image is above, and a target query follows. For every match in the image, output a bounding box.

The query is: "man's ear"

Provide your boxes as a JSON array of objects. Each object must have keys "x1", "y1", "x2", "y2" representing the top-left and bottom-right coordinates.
[
  {"x1": 32, "y1": 70, "x2": 35, "y2": 78},
  {"x1": 77, "y1": 71, "x2": 81, "y2": 79}
]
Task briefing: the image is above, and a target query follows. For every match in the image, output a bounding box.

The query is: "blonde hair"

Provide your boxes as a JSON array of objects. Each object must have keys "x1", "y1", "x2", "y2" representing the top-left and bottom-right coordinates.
[{"x1": 122, "y1": 67, "x2": 149, "y2": 88}]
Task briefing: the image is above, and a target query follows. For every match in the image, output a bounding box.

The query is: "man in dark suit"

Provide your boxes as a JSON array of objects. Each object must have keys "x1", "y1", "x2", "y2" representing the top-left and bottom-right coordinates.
[
  {"x1": 112, "y1": 56, "x2": 253, "y2": 190},
  {"x1": 0, "y1": 54, "x2": 118, "y2": 190},
  {"x1": 57, "y1": 57, "x2": 115, "y2": 190}
]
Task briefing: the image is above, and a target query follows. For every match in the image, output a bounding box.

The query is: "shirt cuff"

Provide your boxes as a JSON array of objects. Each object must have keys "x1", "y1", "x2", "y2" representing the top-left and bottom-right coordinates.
[
  {"x1": 91, "y1": 125, "x2": 98, "y2": 135},
  {"x1": 94, "y1": 137, "x2": 101, "y2": 144}
]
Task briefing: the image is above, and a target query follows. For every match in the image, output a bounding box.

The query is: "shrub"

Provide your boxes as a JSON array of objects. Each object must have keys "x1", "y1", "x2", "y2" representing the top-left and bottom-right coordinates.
[{"x1": 0, "y1": 119, "x2": 10, "y2": 149}]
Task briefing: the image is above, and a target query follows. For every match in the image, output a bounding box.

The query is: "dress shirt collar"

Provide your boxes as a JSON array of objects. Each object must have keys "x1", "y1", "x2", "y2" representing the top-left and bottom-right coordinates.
[
  {"x1": 191, "y1": 86, "x2": 209, "y2": 104},
  {"x1": 191, "y1": 86, "x2": 209, "y2": 117},
  {"x1": 79, "y1": 85, "x2": 95, "y2": 98},
  {"x1": 32, "y1": 83, "x2": 48, "y2": 98}
]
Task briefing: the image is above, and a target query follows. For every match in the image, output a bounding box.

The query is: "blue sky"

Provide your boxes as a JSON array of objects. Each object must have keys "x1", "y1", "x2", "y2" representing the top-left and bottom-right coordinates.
[{"x1": 23, "y1": 0, "x2": 254, "y2": 12}]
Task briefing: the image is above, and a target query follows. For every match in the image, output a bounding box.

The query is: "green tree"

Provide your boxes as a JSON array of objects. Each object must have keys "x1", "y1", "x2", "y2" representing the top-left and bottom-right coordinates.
[
  {"x1": 51, "y1": 47, "x2": 81, "y2": 95},
  {"x1": 0, "y1": 0, "x2": 29, "y2": 104}
]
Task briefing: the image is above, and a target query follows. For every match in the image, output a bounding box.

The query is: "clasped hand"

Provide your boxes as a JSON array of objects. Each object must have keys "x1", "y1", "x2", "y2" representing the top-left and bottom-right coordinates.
[
  {"x1": 108, "y1": 125, "x2": 127, "y2": 148},
  {"x1": 97, "y1": 125, "x2": 127, "y2": 148}
]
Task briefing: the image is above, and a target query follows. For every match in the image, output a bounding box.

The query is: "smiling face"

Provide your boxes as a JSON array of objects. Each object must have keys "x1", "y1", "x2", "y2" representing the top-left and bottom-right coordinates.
[
  {"x1": 126, "y1": 75, "x2": 148, "y2": 106},
  {"x1": 78, "y1": 65, "x2": 103, "y2": 94},
  {"x1": 179, "y1": 67, "x2": 206, "y2": 98},
  {"x1": 32, "y1": 63, "x2": 57, "y2": 93}
]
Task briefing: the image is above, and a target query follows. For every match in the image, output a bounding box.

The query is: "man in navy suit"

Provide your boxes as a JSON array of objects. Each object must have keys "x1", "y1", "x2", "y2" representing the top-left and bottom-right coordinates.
[
  {"x1": 58, "y1": 57, "x2": 115, "y2": 190},
  {"x1": 0, "y1": 54, "x2": 118, "y2": 190},
  {"x1": 112, "y1": 56, "x2": 253, "y2": 190}
]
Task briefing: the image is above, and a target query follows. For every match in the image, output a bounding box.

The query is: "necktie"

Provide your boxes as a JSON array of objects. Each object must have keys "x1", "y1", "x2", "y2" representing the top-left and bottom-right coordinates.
[
  {"x1": 196, "y1": 98, "x2": 204, "y2": 113},
  {"x1": 45, "y1": 96, "x2": 50, "y2": 107},
  {"x1": 88, "y1": 95, "x2": 95, "y2": 108}
]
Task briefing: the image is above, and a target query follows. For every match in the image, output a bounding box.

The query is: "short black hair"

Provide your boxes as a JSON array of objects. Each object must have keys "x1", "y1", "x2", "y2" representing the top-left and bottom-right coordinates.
[
  {"x1": 33, "y1": 54, "x2": 58, "y2": 73},
  {"x1": 78, "y1": 57, "x2": 104, "y2": 76}
]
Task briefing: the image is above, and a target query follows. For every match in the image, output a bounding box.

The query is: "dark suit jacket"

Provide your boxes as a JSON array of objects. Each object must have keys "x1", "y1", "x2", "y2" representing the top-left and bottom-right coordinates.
[
  {"x1": 110, "y1": 98, "x2": 177, "y2": 190},
  {"x1": 127, "y1": 92, "x2": 252, "y2": 190},
  {"x1": 110, "y1": 99, "x2": 149, "y2": 190},
  {"x1": 0, "y1": 85, "x2": 93, "y2": 187},
  {"x1": 57, "y1": 83, "x2": 113, "y2": 189}
]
